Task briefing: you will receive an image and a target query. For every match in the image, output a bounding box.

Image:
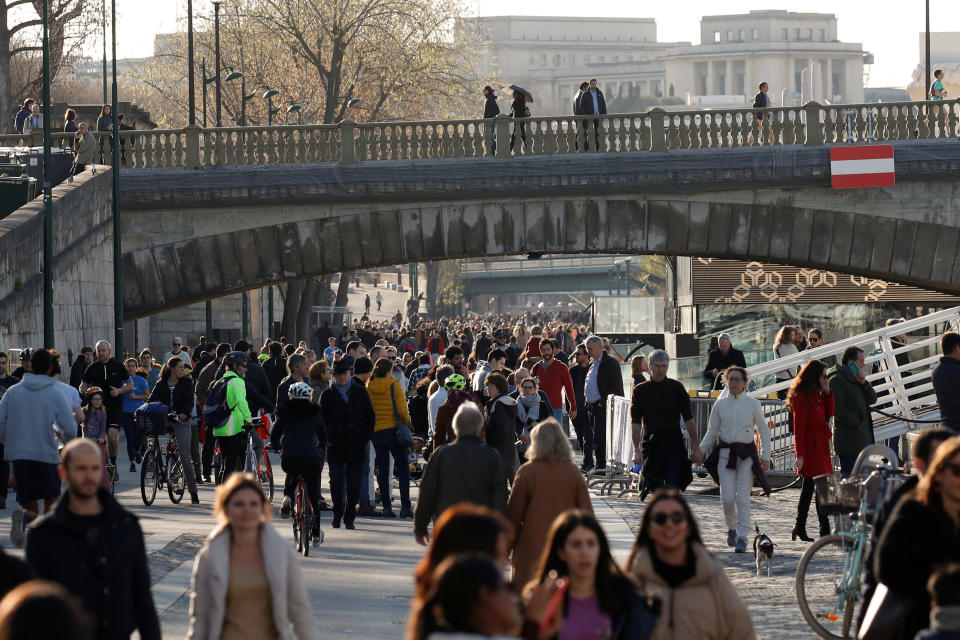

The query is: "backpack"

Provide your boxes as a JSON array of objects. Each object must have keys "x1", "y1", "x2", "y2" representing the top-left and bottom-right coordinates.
[{"x1": 203, "y1": 377, "x2": 233, "y2": 428}]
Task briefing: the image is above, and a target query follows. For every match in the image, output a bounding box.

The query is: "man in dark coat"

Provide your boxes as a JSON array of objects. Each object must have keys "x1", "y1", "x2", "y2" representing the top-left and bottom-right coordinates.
[
  {"x1": 319, "y1": 357, "x2": 375, "y2": 529},
  {"x1": 568, "y1": 344, "x2": 591, "y2": 460},
  {"x1": 26, "y1": 439, "x2": 160, "y2": 640},
  {"x1": 482, "y1": 85, "x2": 499, "y2": 156},
  {"x1": 703, "y1": 333, "x2": 747, "y2": 389},
  {"x1": 582, "y1": 335, "x2": 624, "y2": 470},
  {"x1": 578, "y1": 79, "x2": 608, "y2": 151},
  {"x1": 262, "y1": 341, "x2": 288, "y2": 398},
  {"x1": 932, "y1": 331, "x2": 960, "y2": 433},
  {"x1": 829, "y1": 346, "x2": 877, "y2": 477},
  {"x1": 69, "y1": 345, "x2": 93, "y2": 389},
  {"x1": 413, "y1": 401, "x2": 507, "y2": 545}
]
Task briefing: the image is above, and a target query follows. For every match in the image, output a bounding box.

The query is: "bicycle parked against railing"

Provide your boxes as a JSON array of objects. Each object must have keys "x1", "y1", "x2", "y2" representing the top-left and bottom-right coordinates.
[
  {"x1": 138, "y1": 412, "x2": 187, "y2": 505},
  {"x1": 795, "y1": 445, "x2": 906, "y2": 639}
]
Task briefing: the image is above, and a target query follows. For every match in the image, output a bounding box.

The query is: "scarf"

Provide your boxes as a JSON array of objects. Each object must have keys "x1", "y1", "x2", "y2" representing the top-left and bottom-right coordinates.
[
  {"x1": 517, "y1": 393, "x2": 541, "y2": 425},
  {"x1": 335, "y1": 379, "x2": 352, "y2": 402}
]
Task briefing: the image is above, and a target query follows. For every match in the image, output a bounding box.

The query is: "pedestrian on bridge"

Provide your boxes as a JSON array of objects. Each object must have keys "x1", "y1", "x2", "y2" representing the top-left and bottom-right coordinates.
[
  {"x1": 703, "y1": 333, "x2": 746, "y2": 390},
  {"x1": 482, "y1": 85, "x2": 500, "y2": 156}
]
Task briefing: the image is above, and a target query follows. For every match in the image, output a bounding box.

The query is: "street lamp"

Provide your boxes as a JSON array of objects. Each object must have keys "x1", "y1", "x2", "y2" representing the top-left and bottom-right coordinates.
[
  {"x1": 261, "y1": 88, "x2": 279, "y2": 125},
  {"x1": 286, "y1": 101, "x2": 303, "y2": 124},
  {"x1": 225, "y1": 70, "x2": 258, "y2": 125},
  {"x1": 187, "y1": 0, "x2": 196, "y2": 125},
  {"x1": 212, "y1": 0, "x2": 225, "y2": 127},
  {"x1": 41, "y1": 0, "x2": 53, "y2": 347}
]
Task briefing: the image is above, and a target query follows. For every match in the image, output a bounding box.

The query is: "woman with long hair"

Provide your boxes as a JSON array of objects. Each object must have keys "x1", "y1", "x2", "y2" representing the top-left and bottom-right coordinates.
[
  {"x1": 148, "y1": 356, "x2": 200, "y2": 504},
  {"x1": 773, "y1": 326, "x2": 799, "y2": 399},
  {"x1": 510, "y1": 91, "x2": 529, "y2": 152},
  {"x1": 508, "y1": 419, "x2": 592, "y2": 589},
  {"x1": 63, "y1": 108, "x2": 78, "y2": 133},
  {"x1": 787, "y1": 359, "x2": 834, "y2": 541},
  {"x1": 631, "y1": 355, "x2": 649, "y2": 387},
  {"x1": 531, "y1": 511, "x2": 657, "y2": 640},
  {"x1": 366, "y1": 357, "x2": 412, "y2": 518},
  {"x1": 875, "y1": 436, "x2": 960, "y2": 639},
  {"x1": 627, "y1": 489, "x2": 754, "y2": 640},
  {"x1": 188, "y1": 474, "x2": 317, "y2": 640}
]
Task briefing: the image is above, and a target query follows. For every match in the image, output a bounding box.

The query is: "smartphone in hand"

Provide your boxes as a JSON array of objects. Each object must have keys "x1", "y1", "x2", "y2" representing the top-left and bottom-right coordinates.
[{"x1": 539, "y1": 575, "x2": 570, "y2": 634}]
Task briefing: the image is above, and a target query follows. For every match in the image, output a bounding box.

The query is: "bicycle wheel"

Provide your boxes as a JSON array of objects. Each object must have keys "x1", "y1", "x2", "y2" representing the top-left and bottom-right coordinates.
[
  {"x1": 213, "y1": 452, "x2": 223, "y2": 485},
  {"x1": 292, "y1": 487, "x2": 304, "y2": 554},
  {"x1": 796, "y1": 533, "x2": 863, "y2": 640},
  {"x1": 167, "y1": 452, "x2": 185, "y2": 504},
  {"x1": 299, "y1": 489, "x2": 311, "y2": 558},
  {"x1": 258, "y1": 449, "x2": 274, "y2": 504},
  {"x1": 140, "y1": 449, "x2": 158, "y2": 506}
]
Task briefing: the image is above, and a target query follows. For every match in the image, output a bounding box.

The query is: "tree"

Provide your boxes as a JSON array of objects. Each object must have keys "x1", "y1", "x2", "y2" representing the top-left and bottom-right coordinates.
[{"x1": 1, "y1": 0, "x2": 99, "y2": 132}]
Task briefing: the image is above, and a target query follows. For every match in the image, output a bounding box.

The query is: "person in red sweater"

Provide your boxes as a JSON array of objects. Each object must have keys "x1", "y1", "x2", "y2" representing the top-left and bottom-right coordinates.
[
  {"x1": 787, "y1": 359, "x2": 834, "y2": 542},
  {"x1": 524, "y1": 326, "x2": 544, "y2": 360},
  {"x1": 531, "y1": 339, "x2": 577, "y2": 423}
]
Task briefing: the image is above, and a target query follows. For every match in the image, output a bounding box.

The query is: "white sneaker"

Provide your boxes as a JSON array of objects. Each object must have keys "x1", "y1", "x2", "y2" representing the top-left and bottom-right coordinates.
[
  {"x1": 10, "y1": 508, "x2": 25, "y2": 548},
  {"x1": 280, "y1": 496, "x2": 292, "y2": 519}
]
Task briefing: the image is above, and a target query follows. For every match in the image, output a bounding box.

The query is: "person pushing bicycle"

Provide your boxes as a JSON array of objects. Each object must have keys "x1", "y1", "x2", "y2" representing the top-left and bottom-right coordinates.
[
  {"x1": 272, "y1": 381, "x2": 327, "y2": 544},
  {"x1": 214, "y1": 352, "x2": 253, "y2": 478}
]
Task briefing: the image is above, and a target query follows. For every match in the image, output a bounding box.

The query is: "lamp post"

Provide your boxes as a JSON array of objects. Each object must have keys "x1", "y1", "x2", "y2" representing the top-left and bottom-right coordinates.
[
  {"x1": 187, "y1": 0, "x2": 195, "y2": 125},
  {"x1": 111, "y1": 0, "x2": 122, "y2": 352},
  {"x1": 925, "y1": 0, "x2": 931, "y2": 100},
  {"x1": 262, "y1": 88, "x2": 279, "y2": 125},
  {"x1": 225, "y1": 69, "x2": 256, "y2": 339},
  {"x1": 101, "y1": 0, "x2": 107, "y2": 105},
  {"x1": 286, "y1": 101, "x2": 303, "y2": 124},
  {"x1": 212, "y1": 0, "x2": 225, "y2": 126},
  {"x1": 41, "y1": 0, "x2": 53, "y2": 347}
]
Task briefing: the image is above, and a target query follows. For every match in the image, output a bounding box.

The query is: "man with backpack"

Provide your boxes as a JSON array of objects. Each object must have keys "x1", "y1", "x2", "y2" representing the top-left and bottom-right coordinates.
[{"x1": 207, "y1": 351, "x2": 252, "y2": 478}]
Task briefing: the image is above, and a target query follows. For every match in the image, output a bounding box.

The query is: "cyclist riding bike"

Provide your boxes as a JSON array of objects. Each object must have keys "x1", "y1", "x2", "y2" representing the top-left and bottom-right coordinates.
[
  {"x1": 215, "y1": 351, "x2": 252, "y2": 479},
  {"x1": 272, "y1": 382, "x2": 327, "y2": 543}
]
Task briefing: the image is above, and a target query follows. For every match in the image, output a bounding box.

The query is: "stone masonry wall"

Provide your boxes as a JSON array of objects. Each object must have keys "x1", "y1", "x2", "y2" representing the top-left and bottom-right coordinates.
[{"x1": 0, "y1": 168, "x2": 115, "y2": 353}]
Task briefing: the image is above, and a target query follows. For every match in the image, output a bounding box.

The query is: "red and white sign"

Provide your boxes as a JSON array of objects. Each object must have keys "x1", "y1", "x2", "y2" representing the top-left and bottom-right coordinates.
[{"x1": 830, "y1": 145, "x2": 895, "y2": 189}]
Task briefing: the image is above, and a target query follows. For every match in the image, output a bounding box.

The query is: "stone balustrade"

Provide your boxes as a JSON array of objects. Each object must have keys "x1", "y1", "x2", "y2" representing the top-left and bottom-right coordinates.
[{"x1": 1, "y1": 99, "x2": 956, "y2": 169}]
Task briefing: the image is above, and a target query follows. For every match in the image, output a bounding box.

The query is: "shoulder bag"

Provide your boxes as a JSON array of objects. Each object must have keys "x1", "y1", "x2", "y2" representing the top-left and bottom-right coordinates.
[{"x1": 390, "y1": 381, "x2": 414, "y2": 448}]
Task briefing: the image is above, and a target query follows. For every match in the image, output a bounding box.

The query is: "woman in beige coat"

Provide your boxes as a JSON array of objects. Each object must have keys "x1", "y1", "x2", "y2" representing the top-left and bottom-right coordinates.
[
  {"x1": 507, "y1": 418, "x2": 593, "y2": 588},
  {"x1": 627, "y1": 489, "x2": 755, "y2": 640},
  {"x1": 188, "y1": 474, "x2": 318, "y2": 640}
]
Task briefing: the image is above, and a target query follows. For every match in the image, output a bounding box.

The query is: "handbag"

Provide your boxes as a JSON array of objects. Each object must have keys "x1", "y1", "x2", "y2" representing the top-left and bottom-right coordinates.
[
  {"x1": 857, "y1": 583, "x2": 913, "y2": 640},
  {"x1": 390, "y1": 381, "x2": 414, "y2": 448}
]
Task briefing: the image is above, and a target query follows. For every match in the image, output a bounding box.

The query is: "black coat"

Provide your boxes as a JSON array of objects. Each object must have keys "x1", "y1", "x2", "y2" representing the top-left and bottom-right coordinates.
[
  {"x1": 703, "y1": 347, "x2": 747, "y2": 388},
  {"x1": 932, "y1": 356, "x2": 960, "y2": 432},
  {"x1": 483, "y1": 94, "x2": 500, "y2": 118},
  {"x1": 26, "y1": 488, "x2": 160, "y2": 640},
  {"x1": 319, "y1": 382, "x2": 375, "y2": 463},
  {"x1": 262, "y1": 356, "x2": 287, "y2": 395},
  {"x1": 147, "y1": 376, "x2": 195, "y2": 416},
  {"x1": 485, "y1": 395, "x2": 520, "y2": 473},
  {"x1": 270, "y1": 401, "x2": 327, "y2": 461},
  {"x1": 70, "y1": 357, "x2": 90, "y2": 388},
  {"x1": 578, "y1": 88, "x2": 607, "y2": 115},
  {"x1": 595, "y1": 351, "x2": 625, "y2": 399},
  {"x1": 875, "y1": 497, "x2": 960, "y2": 639},
  {"x1": 408, "y1": 388, "x2": 430, "y2": 439},
  {"x1": 215, "y1": 359, "x2": 274, "y2": 414},
  {"x1": 569, "y1": 363, "x2": 588, "y2": 413}
]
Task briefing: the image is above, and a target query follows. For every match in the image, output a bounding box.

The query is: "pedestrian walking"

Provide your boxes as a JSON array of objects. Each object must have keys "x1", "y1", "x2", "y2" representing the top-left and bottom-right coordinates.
[
  {"x1": 574, "y1": 81, "x2": 589, "y2": 150},
  {"x1": 531, "y1": 338, "x2": 577, "y2": 423},
  {"x1": 428, "y1": 364, "x2": 453, "y2": 435},
  {"x1": 0, "y1": 348, "x2": 76, "y2": 547},
  {"x1": 787, "y1": 360, "x2": 834, "y2": 541},
  {"x1": 213, "y1": 351, "x2": 253, "y2": 478},
  {"x1": 13, "y1": 98, "x2": 33, "y2": 133},
  {"x1": 583, "y1": 335, "x2": 624, "y2": 471},
  {"x1": 149, "y1": 356, "x2": 201, "y2": 504},
  {"x1": 80, "y1": 387, "x2": 112, "y2": 490},
  {"x1": 187, "y1": 473, "x2": 318, "y2": 640},
  {"x1": 319, "y1": 357, "x2": 375, "y2": 529},
  {"x1": 508, "y1": 418, "x2": 593, "y2": 589},
  {"x1": 481, "y1": 85, "x2": 500, "y2": 155},
  {"x1": 829, "y1": 346, "x2": 877, "y2": 477},
  {"x1": 365, "y1": 293, "x2": 371, "y2": 315},
  {"x1": 414, "y1": 402, "x2": 508, "y2": 545},
  {"x1": 509, "y1": 90, "x2": 530, "y2": 152},
  {"x1": 0, "y1": 350, "x2": 20, "y2": 510},
  {"x1": 772, "y1": 325, "x2": 799, "y2": 399},
  {"x1": 627, "y1": 489, "x2": 755, "y2": 640},
  {"x1": 276, "y1": 353, "x2": 309, "y2": 410},
  {"x1": 26, "y1": 438, "x2": 161, "y2": 640},
  {"x1": 751, "y1": 81, "x2": 773, "y2": 144},
  {"x1": 578, "y1": 79, "x2": 607, "y2": 150},
  {"x1": 80, "y1": 340, "x2": 132, "y2": 474},
  {"x1": 262, "y1": 342, "x2": 287, "y2": 399},
  {"x1": 874, "y1": 436, "x2": 960, "y2": 640},
  {"x1": 694, "y1": 366, "x2": 771, "y2": 553},
  {"x1": 569, "y1": 344, "x2": 591, "y2": 459},
  {"x1": 376, "y1": 290, "x2": 383, "y2": 312},
  {"x1": 0, "y1": 580, "x2": 94, "y2": 640},
  {"x1": 122, "y1": 357, "x2": 149, "y2": 472},
  {"x1": 367, "y1": 357, "x2": 413, "y2": 518},
  {"x1": 631, "y1": 354, "x2": 650, "y2": 387},
  {"x1": 482, "y1": 372, "x2": 520, "y2": 482},
  {"x1": 69, "y1": 345, "x2": 93, "y2": 388},
  {"x1": 932, "y1": 331, "x2": 960, "y2": 433},
  {"x1": 432, "y1": 375, "x2": 478, "y2": 451},
  {"x1": 703, "y1": 333, "x2": 746, "y2": 390},
  {"x1": 630, "y1": 350, "x2": 696, "y2": 495}
]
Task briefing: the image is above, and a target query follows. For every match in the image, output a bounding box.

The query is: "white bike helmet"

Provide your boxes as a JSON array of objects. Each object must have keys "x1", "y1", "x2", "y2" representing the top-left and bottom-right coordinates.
[{"x1": 288, "y1": 381, "x2": 313, "y2": 402}]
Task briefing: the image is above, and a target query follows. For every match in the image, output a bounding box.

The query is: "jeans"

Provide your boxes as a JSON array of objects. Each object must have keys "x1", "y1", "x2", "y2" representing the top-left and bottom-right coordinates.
[
  {"x1": 552, "y1": 408, "x2": 563, "y2": 422},
  {"x1": 202, "y1": 421, "x2": 216, "y2": 477},
  {"x1": 587, "y1": 402, "x2": 607, "y2": 469},
  {"x1": 218, "y1": 432, "x2": 247, "y2": 480},
  {"x1": 718, "y1": 448, "x2": 754, "y2": 539},
  {"x1": 328, "y1": 456, "x2": 363, "y2": 523},
  {"x1": 282, "y1": 457, "x2": 322, "y2": 529},
  {"x1": 121, "y1": 412, "x2": 138, "y2": 464},
  {"x1": 171, "y1": 421, "x2": 198, "y2": 495},
  {"x1": 359, "y1": 444, "x2": 374, "y2": 503},
  {"x1": 189, "y1": 422, "x2": 201, "y2": 480},
  {"x1": 571, "y1": 412, "x2": 590, "y2": 455},
  {"x1": 372, "y1": 429, "x2": 410, "y2": 508}
]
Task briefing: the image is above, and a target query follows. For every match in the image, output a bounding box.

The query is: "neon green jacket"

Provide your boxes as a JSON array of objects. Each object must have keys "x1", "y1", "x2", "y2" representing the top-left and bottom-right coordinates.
[{"x1": 214, "y1": 370, "x2": 251, "y2": 438}]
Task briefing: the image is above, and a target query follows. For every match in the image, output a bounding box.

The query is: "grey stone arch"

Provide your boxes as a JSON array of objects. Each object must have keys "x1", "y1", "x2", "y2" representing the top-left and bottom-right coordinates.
[{"x1": 120, "y1": 196, "x2": 960, "y2": 320}]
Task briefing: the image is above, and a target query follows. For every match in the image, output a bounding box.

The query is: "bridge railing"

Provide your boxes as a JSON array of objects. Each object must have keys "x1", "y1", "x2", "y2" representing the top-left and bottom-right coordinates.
[{"x1": 2, "y1": 99, "x2": 956, "y2": 169}]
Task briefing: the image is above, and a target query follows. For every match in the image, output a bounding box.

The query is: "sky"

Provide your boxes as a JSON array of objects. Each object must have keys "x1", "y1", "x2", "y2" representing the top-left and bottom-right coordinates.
[{"x1": 100, "y1": 0, "x2": 955, "y2": 89}]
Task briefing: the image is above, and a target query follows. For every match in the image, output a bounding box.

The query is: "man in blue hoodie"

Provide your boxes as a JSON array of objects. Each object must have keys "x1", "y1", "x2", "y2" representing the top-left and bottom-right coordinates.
[{"x1": 0, "y1": 348, "x2": 76, "y2": 547}]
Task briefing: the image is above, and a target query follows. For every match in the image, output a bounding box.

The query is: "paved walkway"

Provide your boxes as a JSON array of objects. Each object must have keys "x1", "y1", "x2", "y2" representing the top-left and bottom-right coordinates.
[{"x1": 1, "y1": 444, "x2": 828, "y2": 639}]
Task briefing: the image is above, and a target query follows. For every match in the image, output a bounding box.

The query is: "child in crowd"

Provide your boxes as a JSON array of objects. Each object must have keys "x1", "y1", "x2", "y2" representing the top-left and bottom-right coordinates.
[{"x1": 82, "y1": 387, "x2": 112, "y2": 489}]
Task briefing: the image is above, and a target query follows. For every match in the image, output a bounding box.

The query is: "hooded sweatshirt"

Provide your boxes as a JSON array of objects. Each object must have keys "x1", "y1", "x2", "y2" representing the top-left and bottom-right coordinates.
[{"x1": 0, "y1": 373, "x2": 77, "y2": 463}]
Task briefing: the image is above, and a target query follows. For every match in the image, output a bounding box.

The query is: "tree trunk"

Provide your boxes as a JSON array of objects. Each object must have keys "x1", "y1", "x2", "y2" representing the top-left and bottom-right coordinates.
[
  {"x1": 0, "y1": 6, "x2": 13, "y2": 134},
  {"x1": 280, "y1": 280, "x2": 304, "y2": 341},
  {"x1": 332, "y1": 272, "x2": 351, "y2": 326},
  {"x1": 425, "y1": 262, "x2": 439, "y2": 318},
  {"x1": 296, "y1": 278, "x2": 320, "y2": 346}
]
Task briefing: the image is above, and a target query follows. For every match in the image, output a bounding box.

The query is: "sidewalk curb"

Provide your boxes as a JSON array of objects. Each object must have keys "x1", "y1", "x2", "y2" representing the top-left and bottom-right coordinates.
[{"x1": 589, "y1": 491, "x2": 636, "y2": 566}]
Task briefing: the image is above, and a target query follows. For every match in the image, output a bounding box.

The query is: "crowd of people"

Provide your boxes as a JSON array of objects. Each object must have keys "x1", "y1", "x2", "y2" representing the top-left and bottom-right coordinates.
[{"x1": 1, "y1": 308, "x2": 960, "y2": 639}]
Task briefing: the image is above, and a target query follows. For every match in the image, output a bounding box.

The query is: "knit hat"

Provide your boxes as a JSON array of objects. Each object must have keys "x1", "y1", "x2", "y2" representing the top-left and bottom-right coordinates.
[
  {"x1": 333, "y1": 357, "x2": 354, "y2": 374},
  {"x1": 353, "y1": 356, "x2": 374, "y2": 375}
]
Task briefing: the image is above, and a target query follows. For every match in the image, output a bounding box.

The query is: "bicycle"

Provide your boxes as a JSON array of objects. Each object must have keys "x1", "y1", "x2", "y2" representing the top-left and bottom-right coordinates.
[
  {"x1": 795, "y1": 445, "x2": 906, "y2": 639},
  {"x1": 291, "y1": 473, "x2": 323, "y2": 555},
  {"x1": 138, "y1": 413, "x2": 186, "y2": 506},
  {"x1": 243, "y1": 420, "x2": 274, "y2": 503}
]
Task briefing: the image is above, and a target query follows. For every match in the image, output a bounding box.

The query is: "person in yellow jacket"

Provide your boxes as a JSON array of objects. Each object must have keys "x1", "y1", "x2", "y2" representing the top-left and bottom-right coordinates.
[
  {"x1": 366, "y1": 358, "x2": 412, "y2": 518},
  {"x1": 215, "y1": 351, "x2": 252, "y2": 479}
]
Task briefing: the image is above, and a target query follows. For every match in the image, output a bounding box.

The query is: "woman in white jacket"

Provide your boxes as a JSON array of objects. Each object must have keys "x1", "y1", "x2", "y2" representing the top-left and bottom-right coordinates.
[
  {"x1": 188, "y1": 474, "x2": 318, "y2": 640},
  {"x1": 691, "y1": 366, "x2": 771, "y2": 553}
]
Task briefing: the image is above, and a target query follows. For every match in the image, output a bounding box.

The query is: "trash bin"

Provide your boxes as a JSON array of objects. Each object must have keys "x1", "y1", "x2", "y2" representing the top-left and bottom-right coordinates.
[
  {"x1": 0, "y1": 163, "x2": 26, "y2": 178},
  {"x1": 13, "y1": 147, "x2": 75, "y2": 187},
  {"x1": 0, "y1": 175, "x2": 38, "y2": 219}
]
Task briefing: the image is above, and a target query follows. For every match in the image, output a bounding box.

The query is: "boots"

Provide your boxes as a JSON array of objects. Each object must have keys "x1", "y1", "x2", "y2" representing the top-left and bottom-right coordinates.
[
  {"x1": 816, "y1": 501, "x2": 831, "y2": 537},
  {"x1": 794, "y1": 492, "x2": 815, "y2": 542}
]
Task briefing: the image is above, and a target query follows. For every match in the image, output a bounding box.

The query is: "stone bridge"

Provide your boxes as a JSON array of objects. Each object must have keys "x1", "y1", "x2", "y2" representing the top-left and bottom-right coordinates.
[{"x1": 118, "y1": 138, "x2": 960, "y2": 319}]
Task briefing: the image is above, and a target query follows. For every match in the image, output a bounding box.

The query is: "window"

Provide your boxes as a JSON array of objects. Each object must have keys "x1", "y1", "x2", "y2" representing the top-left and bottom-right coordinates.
[
  {"x1": 539, "y1": 54, "x2": 546, "y2": 66},
  {"x1": 781, "y1": 28, "x2": 788, "y2": 40},
  {"x1": 752, "y1": 29, "x2": 758, "y2": 40},
  {"x1": 738, "y1": 30, "x2": 744, "y2": 41},
  {"x1": 805, "y1": 28, "x2": 812, "y2": 40},
  {"x1": 597, "y1": 54, "x2": 605, "y2": 63},
  {"x1": 584, "y1": 54, "x2": 591, "y2": 64},
  {"x1": 714, "y1": 31, "x2": 721, "y2": 43},
  {"x1": 612, "y1": 55, "x2": 619, "y2": 62},
  {"x1": 553, "y1": 54, "x2": 561, "y2": 66},
  {"x1": 793, "y1": 28, "x2": 800, "y2": 40},
  {"x1": 726, "y1": 30, "x2": 733, "y2": 41},
  {"x1": 818, "y1": 28, "x2": 826, "y2": 41},
  {"x1": 627, "y1": 55, "x2": 634, "y2": 62},
  {"x1": 569, "y1": 54, "x2": 576, "y2": 66}
]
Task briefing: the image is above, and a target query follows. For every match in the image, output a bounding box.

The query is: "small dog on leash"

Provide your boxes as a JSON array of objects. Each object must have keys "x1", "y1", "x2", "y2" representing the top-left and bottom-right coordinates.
[{"x1": 753, "y1": 523, "x2": 775, "y2": 577}]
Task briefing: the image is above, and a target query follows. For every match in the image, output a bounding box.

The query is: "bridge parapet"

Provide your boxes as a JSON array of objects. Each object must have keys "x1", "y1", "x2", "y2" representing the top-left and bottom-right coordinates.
[{"x1": 2, "y1": 100, "x2": 956, "y2": 169}]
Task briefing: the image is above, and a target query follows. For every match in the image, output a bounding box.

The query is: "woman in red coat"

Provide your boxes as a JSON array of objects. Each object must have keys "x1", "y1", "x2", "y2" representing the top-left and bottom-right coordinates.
[{"x1": 787, "y1": 359, "x2": 835, "y2": 541}]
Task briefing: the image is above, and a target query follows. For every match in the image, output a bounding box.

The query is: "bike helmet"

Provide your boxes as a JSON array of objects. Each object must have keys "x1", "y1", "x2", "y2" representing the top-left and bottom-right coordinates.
[
  {"x1": 86, "y1": 386, "x2": 104, "y2": 400},
  {"x1": 258, "y1": 353, "x2": 270, "y2": 363},
  {"x1": 19, "y1": 347, "x2": 33, "y2": 361},
  {"x1": 223, "y1": 351, "x2": 249, "y2": 368},
  {"x1": 444, "y1": 373, "x2": 467, "y2": 391},
  {"x1": 288, "y1": 381, "x2": 313, "y2": 402}
]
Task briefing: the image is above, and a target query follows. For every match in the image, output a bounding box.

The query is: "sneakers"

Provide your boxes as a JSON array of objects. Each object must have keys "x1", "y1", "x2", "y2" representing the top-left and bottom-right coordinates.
[
  {"x1": 735, "y1": 537, "x2": 747, "y2": 553},
  {"x1": 727, "y1": 529, "x2": 737, "y2": 548},
  {"x1": 399, "y1": 505, "x2": 414, "y2": 519},
  {"x1": 311, "y1": 529, "x2": 324, "y2": 546},
  {"x1": 580, "y1": 463, "x2": 594, "y2": 474},
  {"x1": 332, "y1": 517, "x2": 341, "y2": 529},
  {"x1": 190, "y1": 492, "x2": 200, "y2": 505},
  {"x1": 280, "y1": 496, "x2": 292, "y2": 519},
  {"x1": 10, "y1": 508, "x2": 25, "y2": 548},
  {"x1": 129, "y1": 463, "x2": 136, "y2": 473},
  {"x1": 381, "y1": 507, "x2": 397, "y2": 518},
  {"x1": 357, "y1": 501, "x2": 381, "y2": 517},
  {"x1": 344, "y1": 521, "x2": 356, "y2": 530},
  {"x1": 318, "y1": 498, "x2": 332, "y2": 511}
]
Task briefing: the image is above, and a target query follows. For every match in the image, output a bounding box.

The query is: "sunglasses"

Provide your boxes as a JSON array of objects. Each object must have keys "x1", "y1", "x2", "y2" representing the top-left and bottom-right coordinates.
[
  {"x1": 944, "y1": 462, "x2": 960, "y2": 478},
  {"x1": 651, "y1": 511, "x2": 686, "y2": 526}
]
